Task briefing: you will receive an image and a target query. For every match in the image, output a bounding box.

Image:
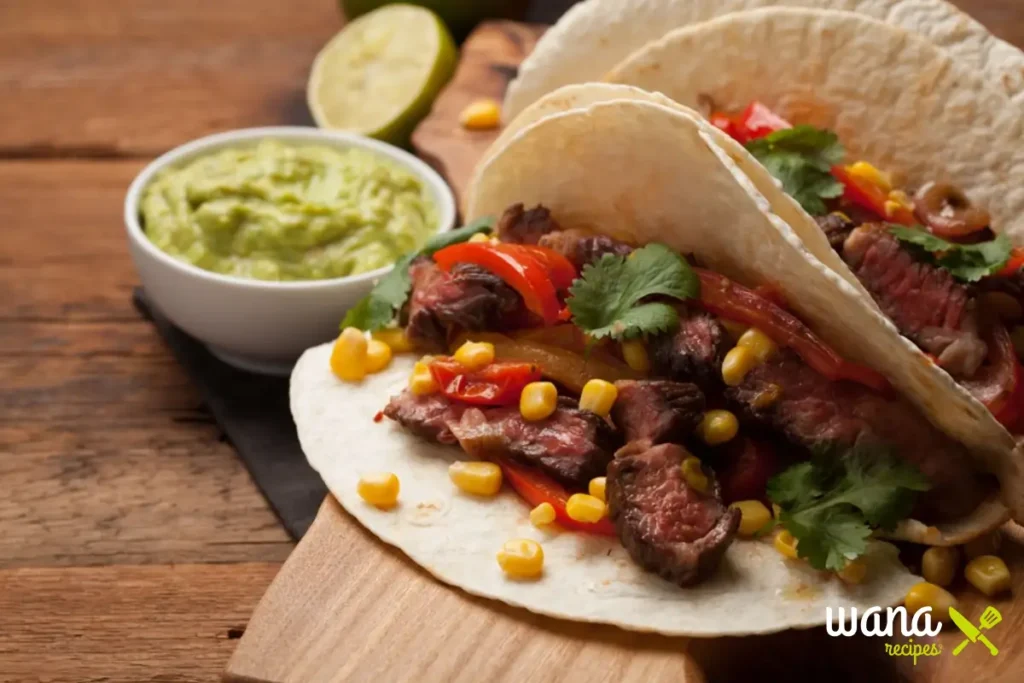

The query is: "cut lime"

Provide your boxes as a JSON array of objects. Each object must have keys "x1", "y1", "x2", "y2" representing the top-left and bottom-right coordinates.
[{"x1": 308, "y1": 4, "x2": 457, "y2": 146}]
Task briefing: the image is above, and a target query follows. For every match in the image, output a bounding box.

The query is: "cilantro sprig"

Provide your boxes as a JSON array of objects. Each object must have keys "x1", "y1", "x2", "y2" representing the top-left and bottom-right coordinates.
[
  {"x1": 767, "y1": 444, "x2": 930, "y2": 571},
  {"x1": 566, "y1": 243, "x2": 699, "y2": 341},
  {"x1": 341, "y1": 216, "x2": 495, "y2": 331},
  {"x1": 889, "y1": 225, "x2": 1011, "y2": 283},
  {"x1": 745, "y1": 125, "x2": 845, "y2": 216}
]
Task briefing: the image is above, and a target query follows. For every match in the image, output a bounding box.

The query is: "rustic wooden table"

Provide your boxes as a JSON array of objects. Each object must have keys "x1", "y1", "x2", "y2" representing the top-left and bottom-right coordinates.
[{"x1": 1, "y1": 1, "x2": 1022, "y2": 681}]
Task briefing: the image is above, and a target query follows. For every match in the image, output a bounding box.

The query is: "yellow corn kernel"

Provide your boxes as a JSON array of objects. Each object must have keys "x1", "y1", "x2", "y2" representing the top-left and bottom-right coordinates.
[
  {"x1": 884, "y1": 190, "x2": 914, "y2": 219},
  {"x1": 730, "y1": 500, "x2": 771, "y2": 537},
  {"x1": 965, "y1": 555, "x2": 1011, "y2": 597},
  {"x1": 720, "y1": 319, "x2": 748, "y2": 341},
  {"x1": 921, "y1": 546, "x2": 959, "y2": 587},
  {"x1": 680, "y1": 455, "x2": 709, "y2": 494},
  {"x1": 751, "y1": 383, "x2": 782, "y2": 409},
  {"x1": 566, "y1": 493, "x2": 606, "y2": 523},
  {"x1": 579, "y1": 379, "x2": 618, "y2": 417},
  {"x1": 529, "y1": 502, "x2": 556, "y2": 527},
  {"x1": 460, "y1": 98, "x2": 501, "y2": 130},
  {"x1": 904, "y1": 581, "x2": 957, "y2": 622},
  {"x1": 621, "y1": 339, "x2": 650, "y2": 372},
  {"x1": 468, "y1": 231, "x2": 492, "y2": 243},
  {"x1": 697, "y1": 409, "x2": 739, "y2": 446},
  {"x1": 737, "y1": 327, "x2": 778, "y2": 363},
  {"x1": 331, "y1": 327, "x2": 369, "y2": 382},
  {"x1": 774, "y1": 529, "x2": 799, "y2": 560},
  {"x1": 588, "y1": 476, "x2": 607, "y2": 502},
  {"x1": 520, "y1": 381, "x2": 558, "y2": 421},
  {"x1": 496, "y1": 538, "x2": 544, "y2": 579},
  {"x1": 847, "y1": 161, "x2": 891, "y2": 192},
  {"x1": 722, "y1": 346, "x2": 758, "y2": 387},
  {"x1": 364, "y1": 339, "x2": 393, "y2": 374},
  {"x1": 1012, "y1": 326, "x2": 1024, "y2": 360},
  {"x1": 837, "y1": 558, "x2": 869, "y2": 585},
  {"x1": 453, "y1": 340, "x2": 495, "y2": 371},
  {"x1": 448, "y1": 461, "x2": 503, "y2": 496},
  {"x1": 372, "y1": 327, "x2": 413, "y2": 354},
  {"x1": 357, "y1": 472, "x2": 400, "y2": 508},
  {"x1": 964, "y1": 531, "x2": 1002, "y2": 559},
  {"x1": 409, "y1": 361, "x2": 439, "y2": 395}
]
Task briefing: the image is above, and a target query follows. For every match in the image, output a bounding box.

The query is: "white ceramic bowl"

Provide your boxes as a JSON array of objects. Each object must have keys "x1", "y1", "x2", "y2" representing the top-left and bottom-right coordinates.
[{"x1": 125, "y1": 127, "x2": 456, "y2": 375}]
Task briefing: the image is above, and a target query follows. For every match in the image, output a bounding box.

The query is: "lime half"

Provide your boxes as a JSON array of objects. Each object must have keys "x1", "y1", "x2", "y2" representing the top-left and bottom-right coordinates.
[{"x1": 308, "y1": 4, "x2": 457, "y2": 145}]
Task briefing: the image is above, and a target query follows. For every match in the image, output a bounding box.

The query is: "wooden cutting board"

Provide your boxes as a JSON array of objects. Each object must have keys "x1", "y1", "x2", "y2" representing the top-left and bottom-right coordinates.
[{"x1": 227, "y1": 20, "x2": 1023, "y2": 683}]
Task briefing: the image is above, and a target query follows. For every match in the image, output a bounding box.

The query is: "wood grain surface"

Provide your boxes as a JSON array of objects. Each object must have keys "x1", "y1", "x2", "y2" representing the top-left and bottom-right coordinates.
[{"x1": 0, "y1": 1, "x2": 1021, "y2": 682}]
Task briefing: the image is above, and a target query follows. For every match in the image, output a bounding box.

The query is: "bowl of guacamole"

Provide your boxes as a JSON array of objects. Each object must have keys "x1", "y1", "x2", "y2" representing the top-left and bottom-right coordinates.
[{"x1": 125, "y1": 127, "x2": 456, "y2": 374}]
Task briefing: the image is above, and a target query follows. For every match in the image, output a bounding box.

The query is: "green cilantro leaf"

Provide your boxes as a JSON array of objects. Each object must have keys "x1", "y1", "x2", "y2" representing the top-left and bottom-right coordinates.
[
  {"x1": 566, "y1": 243, "x2": 699, "y2": 341},
  {"x1": 341, "y1": 216, "x2": 496, "y2": 331},
  {"x1": 768, "y1": 443, "x2": 931, "y2": 571},
  {"x1": 745, "y1": 125, "x2": 845, "y2": 216},
  {"x1": 889, "y1": 225, "x2": 1011, "y2": 283}
]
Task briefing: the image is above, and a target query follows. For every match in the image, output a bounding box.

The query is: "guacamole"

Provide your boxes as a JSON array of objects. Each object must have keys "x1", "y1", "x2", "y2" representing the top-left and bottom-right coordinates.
[{"x1": 140, "y1": 140, "x2": 437, "y2": 281}]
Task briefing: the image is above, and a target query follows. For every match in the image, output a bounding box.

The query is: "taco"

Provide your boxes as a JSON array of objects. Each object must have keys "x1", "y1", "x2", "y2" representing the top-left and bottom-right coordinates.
[
  {"x1": 294, "y1": 96, "x2": 1016, "y2": 636},
  {"x1": 603, "y1": 8, "x2": 1024, "y2": 466},
  {"x1": 503, "y1": 0, "x2": 1024, "y2": 120}
]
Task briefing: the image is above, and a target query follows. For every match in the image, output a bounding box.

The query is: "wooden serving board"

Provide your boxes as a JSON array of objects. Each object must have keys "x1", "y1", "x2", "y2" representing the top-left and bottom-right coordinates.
[{"x1": 227, "y1": 20, "x2": 1024, "y2": 683}]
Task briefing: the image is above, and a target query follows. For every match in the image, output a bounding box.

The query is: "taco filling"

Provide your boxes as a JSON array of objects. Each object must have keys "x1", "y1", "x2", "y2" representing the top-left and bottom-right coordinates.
[
  {"x1": 707, "y1": 100, "x2": 1024, "y2": 433},
  {"x1": 337, "y1": 203, "x2": 999, "y2": 587}
]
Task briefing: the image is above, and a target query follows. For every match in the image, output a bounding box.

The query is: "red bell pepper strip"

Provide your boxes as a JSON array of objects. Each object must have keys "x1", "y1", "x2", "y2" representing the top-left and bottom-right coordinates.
[
  {"x1": 495, "y1": 243, "x2": 578, "y2": 291},
  {"x1": 831, "y1": 165, "x2": 916, "y2": 226},
  {"x1": 710, "y1": 101, "x2": 790, "y2": 144},
  {"x1": 709, "y1": 112, "x2": 738, "y2": 139},
  {"x1": 433, "y1": 242, "x2": 563, "y2": 325},
  {"x1": 498, "y1": 457, "x2": 617, "y2": 536},
  {"x1": 694, "y1": 269, "x2": 890, "y2": 392},
  {"x1": 962, "y1": 322, "x2": 1024, "y2": 432},
  {"x1": 997, "y1": 247, "x2": 1024, "y2": 277},
  {"x1": 428, "y1": 359, "x2": 541, "y2": 406}
]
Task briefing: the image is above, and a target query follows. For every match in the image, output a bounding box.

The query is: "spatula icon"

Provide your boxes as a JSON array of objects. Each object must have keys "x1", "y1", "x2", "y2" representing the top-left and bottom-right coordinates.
[{"x1": 951, "y1": 606, "x2": 1002, "y2": 656}]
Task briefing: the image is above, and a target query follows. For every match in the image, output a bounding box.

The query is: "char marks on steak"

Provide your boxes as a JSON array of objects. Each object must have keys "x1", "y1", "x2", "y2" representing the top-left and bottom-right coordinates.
[
  {"x1": 726, "y1": 349, "x2": 990, "y2": 522},
  {"x1": 537, "y1": 228, "x2": 634, "y2": 270},
  {"x1": 405, "y1": 258, "x2": 524, "y2": 351},
  {"x1": 447, "y1": 397, "x2": 620, "y2": 488},
  {"x1": 842, "y1": 223, "x2": 987, "y2": 378},
  {"x1": 383, "y1": 390, "x2": 466, "y2": 445},
  {"x1": 611, "y1": 380, "x2": 705, "y2": 444},
  {"x1": 607, "y1": 442, "x2": 739, "y2": 586},
  {"x1": 496, "y1": 203, "x2": 560, "y2": 245},
  {"x1": 650, "y1": 306, "x2": 730, "y2": 392}
]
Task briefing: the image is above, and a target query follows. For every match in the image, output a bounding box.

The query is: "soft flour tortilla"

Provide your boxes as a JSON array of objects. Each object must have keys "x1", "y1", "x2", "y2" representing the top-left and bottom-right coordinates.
[
  {"x1": 603, "y1": 7, "x2": 1024, "y2": 245},
  {"x1": 293, "y1": 350, "x2": 920, "y2": 636},
  {"x1": 467, "y1": 95, "x2": 1022, "y2": 535},
  {"x1": 504, "y1": 0, "x2": 1024, "y2": 120}
]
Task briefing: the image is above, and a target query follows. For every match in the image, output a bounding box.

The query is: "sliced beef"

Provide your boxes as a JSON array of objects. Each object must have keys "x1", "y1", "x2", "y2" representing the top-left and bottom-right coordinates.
[
  {"x1": 815, "y1": 212, "x2": 857, "y2": 251},
  {"x1": 650, "y1": 306, "x2": 730, "y2": 392},
  {"x1": 383, "y1": 390, "x2": 467, "y2": 445},
  {"x1": 842, "y1": 223, "x2": 987, "y2": 377},
  {"x1": 607, "y1": 442, "x2": 739, "y2": 586},
  {"x1": 537, "y1": 228, "x2": 634, "y2": 270},
  {"x1": 611, "y1": 380, "x2": 705, "y2": 444},
  {"x1": 448, "y1": 398, "x2": 620, "y2": 488},
  {"x1": 726, "y1": 349, "x2": 990, "y2": 522},
  {"x1": 405, "y1": 259, "x2": 524, "y2": 351},
  {"x1": 496, "y1": 203, "x2": 560, "y2": 245}
]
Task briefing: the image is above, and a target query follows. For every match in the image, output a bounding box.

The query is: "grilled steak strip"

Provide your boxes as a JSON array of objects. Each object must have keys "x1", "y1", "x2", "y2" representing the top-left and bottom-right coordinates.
[
  {"x1": 650, "y1": 306, "x2": 730, "y2": 392},
  {"x1": 383, "y1": 390, "x2": 467, "y2": 445},
  {"x1": 405, "y1": 259, "x2": 524, "y2": 351},
  {"x1": 537, "y1": 228, "x2": 634, "y2": 270},
  {"x1": 726, "y1": 349, "x2": 990, "y2": 522},
  {"x1": 448, "y1": 398, "x2": 620, "y2": 488},
  {"x1": 386, "y1": 390, "x2": 620, "y2": 489},
  {"x1": 496, "y1": 203, "x2": 561, "y2": 245},
  {"x1": 841, "y1": 223, "x2": 987, "y2": 378},
  {"x1": 611, "y1": 380, "x2": 705, "y2": 444},
  {"x1": 607, "y1": 442, "x2": 739, "y2": 587}
]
